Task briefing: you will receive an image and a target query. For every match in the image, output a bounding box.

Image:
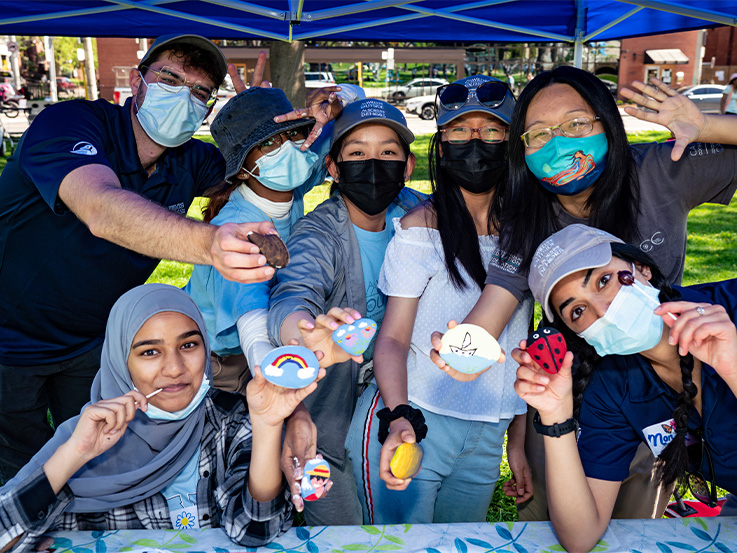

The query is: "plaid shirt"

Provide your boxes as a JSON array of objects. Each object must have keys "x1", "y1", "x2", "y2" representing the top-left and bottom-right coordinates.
[{"x1": 0, "y1": 390, "x2": 292, "y2": 551}]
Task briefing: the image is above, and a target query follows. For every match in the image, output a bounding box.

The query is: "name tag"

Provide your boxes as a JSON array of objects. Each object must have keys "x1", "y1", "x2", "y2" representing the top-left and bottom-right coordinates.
[{"x1": 642, "y1": 418, "x2": 676, "y2": 457}]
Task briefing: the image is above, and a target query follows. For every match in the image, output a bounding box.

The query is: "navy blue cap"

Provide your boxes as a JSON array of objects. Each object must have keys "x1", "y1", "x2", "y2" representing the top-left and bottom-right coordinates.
[{"x1": 332, "y1": 98, "x2": 414, "y2": 145}]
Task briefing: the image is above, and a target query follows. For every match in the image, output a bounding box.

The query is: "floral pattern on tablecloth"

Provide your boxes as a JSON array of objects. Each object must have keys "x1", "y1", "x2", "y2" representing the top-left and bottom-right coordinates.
[{"x1": 49, "y1": 517, "x2": 737, "y2": 553}]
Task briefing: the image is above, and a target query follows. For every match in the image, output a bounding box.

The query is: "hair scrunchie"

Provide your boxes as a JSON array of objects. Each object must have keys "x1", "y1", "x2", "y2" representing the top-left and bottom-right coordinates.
[{"x1": 376, "y1": 404, "x2": 428, "y2": 445}]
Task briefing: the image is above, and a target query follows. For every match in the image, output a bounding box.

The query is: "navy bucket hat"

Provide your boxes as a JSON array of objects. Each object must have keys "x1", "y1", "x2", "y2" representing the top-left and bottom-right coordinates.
[{"x1": 211, "y1": 87, "x2": 314, "y2": 183}]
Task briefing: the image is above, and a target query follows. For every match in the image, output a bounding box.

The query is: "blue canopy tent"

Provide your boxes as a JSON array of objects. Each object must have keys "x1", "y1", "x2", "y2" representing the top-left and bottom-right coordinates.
[{"x1": 0, "y1": 1, "x2": 736, "y2": 66}]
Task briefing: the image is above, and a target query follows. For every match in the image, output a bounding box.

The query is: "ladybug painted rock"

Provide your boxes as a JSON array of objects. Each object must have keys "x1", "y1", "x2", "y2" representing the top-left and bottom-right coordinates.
[{"x1": 526, "y1": 327, "x2": 567, "y2": 374}]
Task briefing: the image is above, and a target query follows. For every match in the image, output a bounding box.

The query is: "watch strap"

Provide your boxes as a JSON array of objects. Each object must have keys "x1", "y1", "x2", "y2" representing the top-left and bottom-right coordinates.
[{"x1": 533, "y1": 411, "x2": 578, "y2": 438}]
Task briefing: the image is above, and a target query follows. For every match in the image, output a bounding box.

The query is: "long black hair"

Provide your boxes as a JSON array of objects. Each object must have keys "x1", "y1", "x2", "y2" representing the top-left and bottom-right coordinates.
[
  {"x1": 548, "y1": 243, "x2": 696, "y2": 488},
  {"x1": 428, "y1": 132, "x2": 498, "y2": 290},
  {"x1": 493, "y1": 66, "x2": 640, "y2": 273}
]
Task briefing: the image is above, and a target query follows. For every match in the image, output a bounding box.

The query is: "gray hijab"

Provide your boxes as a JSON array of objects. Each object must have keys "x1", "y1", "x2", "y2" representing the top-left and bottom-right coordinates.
[{"x1": 3, "y1": 284, "x2": 212, "y2": 512}]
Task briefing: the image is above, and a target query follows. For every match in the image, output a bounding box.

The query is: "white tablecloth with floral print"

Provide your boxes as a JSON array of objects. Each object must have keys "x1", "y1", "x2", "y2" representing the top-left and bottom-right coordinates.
[{"x1": 48, "y1": 516, "x2": 737, "y2": 553}]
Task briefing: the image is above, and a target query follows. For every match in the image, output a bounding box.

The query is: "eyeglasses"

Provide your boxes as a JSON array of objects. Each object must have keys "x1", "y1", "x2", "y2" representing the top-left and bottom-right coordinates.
[
  {"x1": 440, "y1": 126, "x2": 506, "y2": 144},
  {"x1": 141, "y1": 65, "x2": 218, "y2": 107},
  {"x1": 521, "y1": 116, "x2": 601, "y2": 148},
  {"x1": 256, "y1": 128, "x2": 307, "y2": 157},
  {"x1": 682, "y1": 429, "x2": 718, "y2": 508},
  {"x1": 436, "y1": 81, "x2": 510, "y2": 111}
]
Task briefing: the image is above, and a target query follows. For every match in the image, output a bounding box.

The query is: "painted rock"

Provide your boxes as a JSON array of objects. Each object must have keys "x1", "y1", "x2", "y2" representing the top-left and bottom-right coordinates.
[
  {"x1": 247, "y1": 231, "x2": 289, "y2": 269},
  {"x1": 260, "y1": 346, "x2": 319, "y2": 389},
  {"x1": 438, "y1": 323, "x2": 501, "y2": 375},
  {"x1": 332, "y1": 318, "x2": 377, "y2": 356},
  {"x1": 301, "y1": 458, "x2": 331, "y2": 501},
  {"x1": 527, "y1": 327, "x2": 567, "y2": 374},
  {"x1": 390, "y1": 442, "x2": 424, "y2": 479}
]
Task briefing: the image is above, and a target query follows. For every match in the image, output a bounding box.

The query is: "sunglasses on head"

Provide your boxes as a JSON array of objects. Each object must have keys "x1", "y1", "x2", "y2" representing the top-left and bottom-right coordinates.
[{"x1": 436, "y1": 81, "x2": 510, "y2": 111}]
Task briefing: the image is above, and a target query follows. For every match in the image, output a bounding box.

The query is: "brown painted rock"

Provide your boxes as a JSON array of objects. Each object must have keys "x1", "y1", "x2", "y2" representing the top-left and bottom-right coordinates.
[{"x1": 247, "y1": 232, "x2": 289, "y2": 269}]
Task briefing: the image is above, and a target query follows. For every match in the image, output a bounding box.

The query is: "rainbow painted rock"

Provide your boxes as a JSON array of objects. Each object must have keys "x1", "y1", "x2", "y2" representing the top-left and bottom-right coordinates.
[
  {"x1": 301, "y1": 458, "x2": 331, "y2": 501},
  {"x1": 439, "y1": 323, "x2": 501, "y2": 375},
  {"x1": 527, "y1": 327, "x2": 567, "y2": 374},
  {"x1": 260, "y1": 346, "x2": 319, "y2": 389},
  {"x1": 390, "y1": 442, "x2": 424, "y2": 479},
  {"x1": 332, "y1": 318, "x2": 377, "y2": 356}
]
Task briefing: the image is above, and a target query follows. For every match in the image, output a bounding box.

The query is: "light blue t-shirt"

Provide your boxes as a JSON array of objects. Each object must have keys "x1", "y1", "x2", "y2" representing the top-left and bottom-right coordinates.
[
  {"x1": 161, "y1": 445, "x2": 202, "y2": 530},
  {"x1": 353, "y1": 223, "x2": 393, "y2": 360},
  {"x1": 186, "y1": 130, "x2": 330, "y2": 356}
]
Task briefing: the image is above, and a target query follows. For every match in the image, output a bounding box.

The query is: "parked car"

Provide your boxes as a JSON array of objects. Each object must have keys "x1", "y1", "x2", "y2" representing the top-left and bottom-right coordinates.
[
  {"x1": 56, "y1": 77, "x2": 76, "y2": 93},
  {"x1": 387, "y1": 78, "x2": 448, "y2": 101},
  {"x1": 305, "y1": 71, "x2": 336, "y2": 89},
  {"x1": 405, "y1": 93, "x2": 438, "y2": 120},
  {"x1": 598, "y1": 78, "x2": 618, "y2": 97},
  {"x1": 676, "y1": 84, "x2": 724, "y2": 113}
]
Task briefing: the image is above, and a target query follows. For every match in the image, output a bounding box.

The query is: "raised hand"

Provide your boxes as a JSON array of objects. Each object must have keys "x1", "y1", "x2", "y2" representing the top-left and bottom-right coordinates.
[
  {"x1": 620, "y1": 77, "x2": 706, "y2": 161},
  {"x1": 656, "y1": 301, "x2": 737, "y2": 387},
  {"x1": 227, "y1": 52, "x2": 270, "y2": 95},
  {"x1": 274, "y1": 85, "x2": 343, "y2": 151},
  {"x1": 246, "y1": 365, "x2": 324, "y2": 429},
  {"x1": 512, "y1": 340, "x2": 574, "y2": 423},
  {"x1": 298, "y1": 307, "x2": 364, "y2": 368}
]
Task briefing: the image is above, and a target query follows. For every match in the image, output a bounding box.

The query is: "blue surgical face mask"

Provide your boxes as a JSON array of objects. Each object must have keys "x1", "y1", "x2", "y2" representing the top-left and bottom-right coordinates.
[
  {"x1": 525, "y1": 132, "x2": 608, "y2": 196},
  {"x1": 578, "y1": 272, "x2": 664, "y2": 357},
  {"x1": 144, "y1": 376, "x2": 210, "y2": 421},
  {"x1": 245, "y1": 139, "x2": 320, "y2": 192},
  {"x1": 135, "y1": 73, "x2": 209, "y2": 148}
]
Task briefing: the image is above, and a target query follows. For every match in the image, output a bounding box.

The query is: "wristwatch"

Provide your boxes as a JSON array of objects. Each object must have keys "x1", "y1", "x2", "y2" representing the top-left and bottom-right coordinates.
[{"x1": 533, "y1": 411, "x2": 579, "y2": 438}]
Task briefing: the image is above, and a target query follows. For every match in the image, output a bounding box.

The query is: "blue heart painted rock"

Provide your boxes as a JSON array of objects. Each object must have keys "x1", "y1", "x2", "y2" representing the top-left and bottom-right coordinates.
[
  {"x1": 301, "y1": 458, "x2": 331, "y2": 501},
  {"x1": 260, "y1": 346, "x2": 320, "y2": 389},
  {"x1": 332, "y1": 318, "x2": 377, "y2": 356},
  {"x1": 438, "y1": 323, "x2": 502, "y2": 375}
]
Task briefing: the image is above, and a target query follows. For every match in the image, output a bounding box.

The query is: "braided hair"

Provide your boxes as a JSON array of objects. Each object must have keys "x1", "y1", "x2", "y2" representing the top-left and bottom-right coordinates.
[{"x1": 548, "y1": 242, "x2": 696, "y2": 487}]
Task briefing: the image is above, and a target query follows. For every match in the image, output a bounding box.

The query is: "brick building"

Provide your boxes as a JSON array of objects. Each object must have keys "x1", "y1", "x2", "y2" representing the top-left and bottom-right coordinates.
[{"x1": 619, "y1": 30, "x2": 703, "y2": 94}]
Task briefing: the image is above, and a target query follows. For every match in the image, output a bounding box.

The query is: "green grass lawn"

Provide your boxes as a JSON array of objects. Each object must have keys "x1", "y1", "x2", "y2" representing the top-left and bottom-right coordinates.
[{"x1": 4, "y1": 127, "x2": 732, "y2": 521}]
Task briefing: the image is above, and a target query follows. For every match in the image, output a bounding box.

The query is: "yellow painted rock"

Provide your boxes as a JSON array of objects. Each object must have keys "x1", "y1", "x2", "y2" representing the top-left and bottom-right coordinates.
[{"x1": 390, "y1": 442, "x2": 423, "y2": 479}]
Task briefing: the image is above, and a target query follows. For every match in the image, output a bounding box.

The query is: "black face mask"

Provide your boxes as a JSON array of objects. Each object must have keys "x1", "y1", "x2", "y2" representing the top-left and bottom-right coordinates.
[
  {"x1": 439, "y1": 140, "x2": 508, "y2": 194},
  {"x1": 336, "y1": 159, "x2": 406, "y2": 216}
]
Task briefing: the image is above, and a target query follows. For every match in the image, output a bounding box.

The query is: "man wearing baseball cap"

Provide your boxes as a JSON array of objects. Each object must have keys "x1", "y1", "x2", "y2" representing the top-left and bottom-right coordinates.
[{"x1": 0, "y1": 34, "x2": 273, "y2": 483}]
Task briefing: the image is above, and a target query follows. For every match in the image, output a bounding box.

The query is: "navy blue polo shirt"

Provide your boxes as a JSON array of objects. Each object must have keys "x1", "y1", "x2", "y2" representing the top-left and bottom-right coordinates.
[
  {"x1": 0, "y1": 98, "x2": 225, "y2": 365},
  {"x1": 576, "y1": 279, "x2": 737, "y2": 495}
]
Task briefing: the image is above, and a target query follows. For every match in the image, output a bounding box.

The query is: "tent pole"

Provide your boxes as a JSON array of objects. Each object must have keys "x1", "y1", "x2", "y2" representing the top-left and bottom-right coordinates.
[{"x1": 573, "y1": 0, "x2": 586, "y2": 69}]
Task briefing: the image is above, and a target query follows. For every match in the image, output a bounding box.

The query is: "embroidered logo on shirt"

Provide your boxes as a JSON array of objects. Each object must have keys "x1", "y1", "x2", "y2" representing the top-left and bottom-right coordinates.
[
  {"x1": 642, "y1": 418, "x2": 677, "y2": 457},
  {"x1": 70, "y1": 141, "x2": 98, "y2": 156}
]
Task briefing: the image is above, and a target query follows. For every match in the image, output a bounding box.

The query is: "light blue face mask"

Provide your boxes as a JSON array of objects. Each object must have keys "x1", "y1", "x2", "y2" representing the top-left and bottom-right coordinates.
[
  {"x1": 525, "y1": 132, "x2": 608, "y2": 196},
  {"x1": 578, "y1": 272, "x2": 664, "y2": 357},
  {"x1": 136, "y1": 74, "x2": 209, "y2": 148},
  {"x1": 245, "y1": 139, "x2": 320, "y2": 192},
  {"x1": 144, "y1": 376, "x2": 210, "y2": 421}
]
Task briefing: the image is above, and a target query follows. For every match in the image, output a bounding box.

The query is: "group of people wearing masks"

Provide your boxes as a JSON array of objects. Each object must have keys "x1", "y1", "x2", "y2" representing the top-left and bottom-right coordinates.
[{"x1": 2, "y1": 30, "x2": 737, "y2": 553}]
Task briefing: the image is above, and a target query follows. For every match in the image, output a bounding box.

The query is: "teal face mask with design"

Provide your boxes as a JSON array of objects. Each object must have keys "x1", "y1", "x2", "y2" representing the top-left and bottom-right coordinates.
[{"x1": 525, "y1": 132, "x2": 608, "y2": 196}]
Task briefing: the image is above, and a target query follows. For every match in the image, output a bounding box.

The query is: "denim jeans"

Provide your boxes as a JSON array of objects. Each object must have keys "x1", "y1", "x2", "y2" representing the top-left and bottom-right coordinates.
[
  {"x1": 0, "y1": 343, "x2": 102, "y2": 484},
  {"x1": 346, "y1": 383, "x2": 511, "y2": 524}
]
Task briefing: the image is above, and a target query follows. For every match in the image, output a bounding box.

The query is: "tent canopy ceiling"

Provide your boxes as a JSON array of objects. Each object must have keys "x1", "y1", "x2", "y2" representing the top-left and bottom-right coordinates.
[{"x1": 0, "y1": 1, "x2": 735, "y2": 43}]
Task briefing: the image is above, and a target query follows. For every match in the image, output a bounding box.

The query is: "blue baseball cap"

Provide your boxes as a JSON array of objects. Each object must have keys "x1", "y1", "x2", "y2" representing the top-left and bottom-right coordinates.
[
  {"x1": 332, "y1": 98, "x2": 414, "y2": 146},
  {"x1": 436, "y1": 75, "x2": 515, "y2": 127}
]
